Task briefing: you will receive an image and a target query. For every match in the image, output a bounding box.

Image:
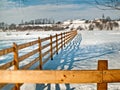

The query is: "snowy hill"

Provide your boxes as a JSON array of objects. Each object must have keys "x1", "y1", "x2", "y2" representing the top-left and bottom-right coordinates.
[{"x1": 63, "y1": 19, "x2": 120, "y2": 30}]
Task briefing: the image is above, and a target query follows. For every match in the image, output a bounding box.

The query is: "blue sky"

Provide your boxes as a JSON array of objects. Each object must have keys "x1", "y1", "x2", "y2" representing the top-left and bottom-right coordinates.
[
  {"x1": 7, "y1": 0, "x2": 95, "y2": 6},
  {"x1": 0, "y1": 0, "x2": 119, "y2": 24}
]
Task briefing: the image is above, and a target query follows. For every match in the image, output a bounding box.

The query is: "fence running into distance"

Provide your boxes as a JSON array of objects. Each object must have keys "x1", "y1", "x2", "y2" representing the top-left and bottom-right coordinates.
[
  {"x1": 0, "y1": 30, "x2": 77, "y2": 90},
  {"x1": 0, "y1": 30, "x2": 120, "y2": 90}
]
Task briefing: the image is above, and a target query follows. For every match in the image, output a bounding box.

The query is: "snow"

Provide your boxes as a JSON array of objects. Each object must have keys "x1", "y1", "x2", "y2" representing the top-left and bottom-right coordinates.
[
  {"x1": 23, "y1": 24, "x2": 53, "y2": 27},
  {"x1": 0, "y1": 30, "x2": 120, "y2": 90},
  {"x1": 63, "y1": 19, "x2": 120, "y2": 30},
  {"x1": 42, "y1": 30, "x2": 120, "y2": 90},
  {"x1": 63, "y1": 20, "x2": 72, "y2": 25}
]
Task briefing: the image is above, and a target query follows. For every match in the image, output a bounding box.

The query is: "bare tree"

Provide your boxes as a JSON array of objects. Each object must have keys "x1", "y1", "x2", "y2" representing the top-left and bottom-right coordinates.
[{"x1": 95, "y1": 0, "x2": 120, "y2": 10}]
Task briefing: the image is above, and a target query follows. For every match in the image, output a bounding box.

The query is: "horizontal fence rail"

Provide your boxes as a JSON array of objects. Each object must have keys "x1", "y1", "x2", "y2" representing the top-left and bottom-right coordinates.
[
  {"x1": 0, "y1": 60, "x2": 120, "y2": 90},
  {"x1": 0, "y1": 70, "x2": 120, "y2": 84},
  {"x1": 0, "y1": 70, "x2": 102, "y2": 83},
  {"x1": 0, "y1": 30, "x2": 77, "y2": 90}
]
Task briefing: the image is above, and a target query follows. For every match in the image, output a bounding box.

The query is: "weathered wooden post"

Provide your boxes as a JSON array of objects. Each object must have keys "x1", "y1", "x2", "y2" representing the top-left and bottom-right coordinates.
[
  {"x1": 65, "y1": 32, "x2": 68, "y2": 44},
  {"x1": 56, "y1": 34, "x2": 58, "y2": 54},
  {"x1": 64, "y1": 32, "x2": 65, "y2": 47},
  {"x1": 38, "y1": 37, "x2": 43, "y2": 70},
  {"x1": 50, "y1": 35, "x2": 53, "y2": 60},
  {"x1": 66, "y1": 32, "x2": 69, "y2": 44},
  {"x1": 13, "y1": 42, "x2": 20, "y2": 90},
  {"x1": 68, "y1": 31, "x2": 72, "y2": 43},
  {"x1": 74, "y1": 30, "x2": 77, "y2": 38},
  {"x1": 75, "y1": 30, "x2": 77, "y2": 35},
  {"x1": 97, "y1": 60, "x2": 108, "y2": 90},
  {"x1": 61, "y1": 33, "x2": 63, "y2": 49}
]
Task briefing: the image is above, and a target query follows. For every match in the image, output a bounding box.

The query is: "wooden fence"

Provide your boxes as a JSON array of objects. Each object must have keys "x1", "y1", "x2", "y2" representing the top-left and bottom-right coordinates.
[
  {"x1": 0, "y1": 30, "x2": 77, "y2": 90},
  {"x1": 0, "y1": 60, "x2": 120, "y2": 90},
  {"x1": 0, "y1": 30, "x2": 120, "y2": 90}
]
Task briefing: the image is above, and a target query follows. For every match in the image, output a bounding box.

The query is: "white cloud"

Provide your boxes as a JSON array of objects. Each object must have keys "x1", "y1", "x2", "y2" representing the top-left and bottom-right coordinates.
[
  {"x1": 0, "y1": 4, "x2": 119, "y2": 24},
  {"x1": 0, "y1": 0, "x2": 20, "y2": 10}
]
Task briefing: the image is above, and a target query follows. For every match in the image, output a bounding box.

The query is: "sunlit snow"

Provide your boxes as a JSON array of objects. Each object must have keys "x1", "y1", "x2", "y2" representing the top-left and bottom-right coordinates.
[{"x1": 0, "y1": 30, "x2": 120, "y2": 90}]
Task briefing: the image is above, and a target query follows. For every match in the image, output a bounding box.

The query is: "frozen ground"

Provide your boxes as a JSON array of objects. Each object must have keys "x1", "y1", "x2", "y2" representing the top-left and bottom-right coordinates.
[
  {"x1": 39, "y1": 30, "x2": 120, "y2": 90},
  {"x1": 0, "y1": 30, "x2": 120, "y2": 90},
  {"x1": 0, "y1": 31, "x2": 63, "y2": 49}
]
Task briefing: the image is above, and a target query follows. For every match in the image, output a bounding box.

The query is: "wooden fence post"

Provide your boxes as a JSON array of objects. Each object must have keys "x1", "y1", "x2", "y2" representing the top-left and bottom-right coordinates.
[
  {"x1": 68, "y1": 32, "x2": 72, "y2": 43},
  {"x1": 56, "y1": 34, "x2": 58, "y2": 54},
  {"x1": 61, "y1": 33, "x2": 63, "y2": 49},
  {"x1": 64, "y1": 32, "x2": 65, "y2": 47},
  {"x1": 75, "y1": 30, "x2": 77, "y2": 37},
  {"x1": 13, "y1": 42, "x2": 20, "y2": 90},
  {"x1": 65, "y1": 32, "x2": 67, "y2": 44},
  {"x1": 75, "y1": 30, "x2": 77, "y2": 35},
  {"x1": 97, "y1": 60, "x2": 108, "y2": 90},
  {"x1": 50, "y1": 35, "x2": 53, "y2": 60},
  {"x1": 66, "y1": 32, "x2": 68, "y2": 44},
  {"x1": 38, "y1": 37, "x2": 42, "y2": 70}
]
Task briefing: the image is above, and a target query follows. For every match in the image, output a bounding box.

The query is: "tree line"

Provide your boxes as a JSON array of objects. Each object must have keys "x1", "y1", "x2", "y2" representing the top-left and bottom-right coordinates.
[{"x1": 0, "y1": 18, "x2": 55, "y2": 31}]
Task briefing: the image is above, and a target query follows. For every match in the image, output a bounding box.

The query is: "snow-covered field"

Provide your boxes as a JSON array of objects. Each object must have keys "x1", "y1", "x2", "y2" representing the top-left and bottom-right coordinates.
[
  {"x1": 0, "y1": 30, "x2": 120, "y2": 90},
  {"x1": 42, "y1": 30, "x2": 120, "y2": 90},
  {"x1": 0, "y1": 31, "x2": 63, "y2": 49}
]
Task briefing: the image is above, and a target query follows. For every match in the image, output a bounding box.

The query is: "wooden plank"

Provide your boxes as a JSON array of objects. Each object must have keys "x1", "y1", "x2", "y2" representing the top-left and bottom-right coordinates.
[
  {"x1": 50, "y1": 35, "x2": 53, "y2": 60},
  {"x1": 56, "y1": 34, "x2": 58, "y2": 54},
  {"x1": 59, "y1": 36, "x2": 72, "y2": 45},
  {"x1": 66, "y1": 36, "x2": 75, "y2": 45},
  {"x1": 38, "y1": 37, "x2": 43, "y2": 70},
  {"x1": 13, "y1": 43, "x2": 19, "y2": 70},
  {"x1": 103, "y1": 70, "x2": 120, "y2": 83},
  {"x1": 65, "y1": 33, "x2": 71, "y2": 39},
  {"x1": 41, "y1": 37, "x2": 50, "y2": 42},
  {"x1": 57, "y1": 38, "x2": 61, "y2": 42},
  {"x1": 65, "y1": 38, "x2": 70, "y2": 45},
  {"x1": 42, "y1": 43, "x2": 50, "y2": 50},
  {"x1": 68, "y1": 35, "x2": 75, "y2": 42},
  {"x1": 58, "y1": 45, "x2": 62, "y2": 51},
  {"x1": 65, "y1": 35, "x2": 72, "y2": 44},
  {"x1": 57, "y1": 33, "x2": 62, "y2": 37},
  {"x1": 19, "y1": 49, "x2": 38, "y2": 62},
  {"x1": 52, "y1": 40, "x2": 56, "y2": 44},
  {"x1": 58, "y1": 46, "x2": 61, "y2": 51},
  {"x1": 63, "y1": 32, "x2": 65, "y2": 47},
  {"x1": 0, "y1": 47, "x2": 13, "y2": 56},
  {"x1": 61, "y1": 33, "x2": 63, "y2": 49},
  {"x1": 42, "y1": 49, "x2": 50, "y2": 57},
  {"x1": 21, "y1": 57, "x2": 39, "y2": 70},
  {"x1": 13, "y1": 42, "x2": 20, "y2": 90},
  {"x1": 52, "y1": 34, "x2": 56, "y2": 38},
  {"x1": 66, "y1": 31, "x2": 71, "y2": 34},
  {"x1": 18, "y1": 40, "x2": 38, "y2": 50},
  {"x1": 52, "y1": 45, "x2": 56, "y2": 50},
  {"x1": 97, "y1": 60, "x2": 108, "y2": 90},
  {"x1": 65, "y1": 33, "x2": 72, "y2": 40},
  {"x1": 75, "y1": 30, "x2": 77, "y2": 35},
  {"x1": 0, "y1": 70, "x2": 102, "y2": 83},
  {"x1": 43, "y1": 55, "x2": 51, "y2": 65},
  {"x1": 68, "y1": 34, "x2": 75, "y2": 40},
  {"x1": 58, "y1": 42, "x2": 61, "y2": 48},
  {"x1": 0, "y1": 61, "x2": 13, "y2": 69}
]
